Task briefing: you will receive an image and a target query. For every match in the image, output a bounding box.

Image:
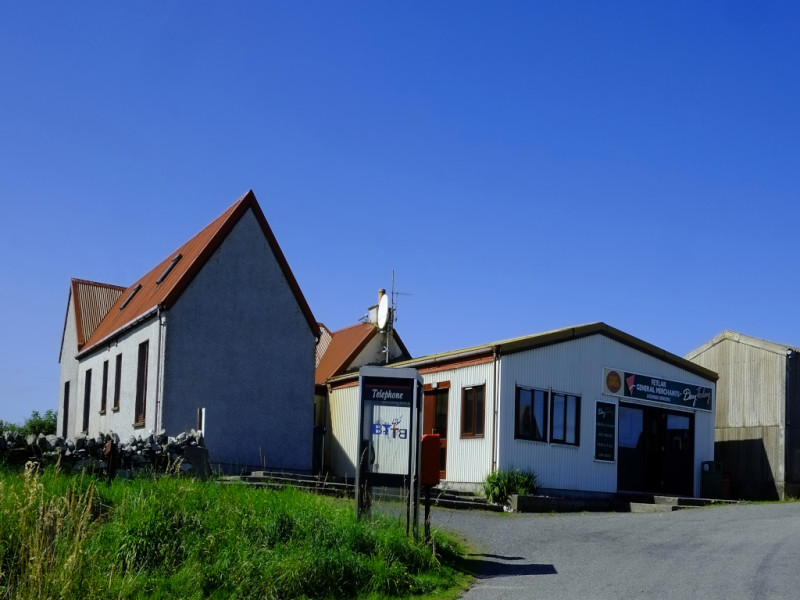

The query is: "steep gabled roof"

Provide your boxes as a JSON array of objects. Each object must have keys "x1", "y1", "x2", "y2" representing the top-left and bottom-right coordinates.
[
  {"x1": 315, "y1": 323, "x2": 376, "y2": 385},
  {"x1": 315, "y1": 322, "x2": 412, "y2": 385},
  {"x1": 79, "y1": 190, "x2": 319, "y2": 356}
]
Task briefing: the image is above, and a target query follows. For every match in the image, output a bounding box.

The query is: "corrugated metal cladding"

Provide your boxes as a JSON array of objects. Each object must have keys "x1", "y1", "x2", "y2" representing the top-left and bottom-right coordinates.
[
  {"x1": 499, "y1": 335, "x2": 715, "y2": 495},
  {"x1": 688, "y1": 334, "x2": 796, "y2": 499},
  {"x1": 327, "y1": 385, "x2": 359, "y2": 478},
  {"x1": 691, "y1": 338, "x2": 785, "y2": 428},
  {"x1": 715, "y1": 425, "x2": 784, "y2": 497},
  {"x1": 326, "y1": 362, "x2": 497, "y2": 483},
  {"x1": 421, "y1": 362, "x2": 496, "y2": 484},
  {"x1": 74, "y1": 281, "x2": 124, "y2": 347}
]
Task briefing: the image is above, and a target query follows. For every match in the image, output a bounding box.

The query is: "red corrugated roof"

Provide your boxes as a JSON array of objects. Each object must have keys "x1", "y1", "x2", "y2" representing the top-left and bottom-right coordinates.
[
  {"x1": 79, "y1": 190, "x2": 319, "y2": 356},
  {"x1": 71, "y1": 279, "x2": 126, "y2": 349},
  {"x1": 315, "y1": 323, "x2": 376, "y2": 385},
  {"x1": 314, "y1": 322, "x2": 413, "y2": 385}
]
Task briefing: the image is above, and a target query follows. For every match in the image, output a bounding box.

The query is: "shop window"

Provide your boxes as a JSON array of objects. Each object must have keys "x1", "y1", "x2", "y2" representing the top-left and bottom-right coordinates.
[
  {"x1": 550, "y1": 393, "x2": 581, "y2": 446},
  {"x1": 461, "y1": 385, "x2": 485, "y2": 438},
  {"x1": 515, "y1": 387, "x2": 547, "y2": 441}
]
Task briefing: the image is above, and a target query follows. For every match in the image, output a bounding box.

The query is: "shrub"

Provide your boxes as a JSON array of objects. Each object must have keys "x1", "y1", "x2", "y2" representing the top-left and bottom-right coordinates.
[
  {"x1": 0, "y1": 410, "x2": 58, "y2": 437},
  {"x1": 483, "y1": 467, "x2": 538, "y2": 504}
]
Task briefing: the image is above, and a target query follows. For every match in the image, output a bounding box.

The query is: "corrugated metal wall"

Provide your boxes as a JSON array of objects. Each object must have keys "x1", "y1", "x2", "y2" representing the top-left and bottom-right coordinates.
[
  {"x1": 500, "y1": 335, "x2": 715, "y2": 495},
  {"x1": 422, "y1": 362, "x2": 495, "y2": 484},
  {"x1": 327, "y1": 385, "x2": 359, "y2": 479},
  {"x1": 327, "y1": 334, "x2": 716, "y2": 496},
  {"x1": 691, "y1": 338, "x2": 784, "y2": 427},
  {"x1": 75, "y1": 281, "x2": 124, "y2": 346},
  {"x1": 690, "y1": 337, "x2": 789, "y2": 499},
  {"x1": 786, "y1": 351, "x2": 800, "y2": 497},
  {"x1": 326, "y1": 362, "x2": 496, "y2": 483}
]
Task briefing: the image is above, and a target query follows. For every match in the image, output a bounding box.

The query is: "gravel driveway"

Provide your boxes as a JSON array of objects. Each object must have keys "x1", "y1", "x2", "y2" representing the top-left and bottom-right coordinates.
[{"x1": 429, "y1": 502, "x2": 800, "y2": 600}]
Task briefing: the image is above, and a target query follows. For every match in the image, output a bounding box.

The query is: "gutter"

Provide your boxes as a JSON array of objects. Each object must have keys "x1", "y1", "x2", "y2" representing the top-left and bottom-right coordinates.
[
  {"x1": 154, "y1": 305, "x2": 165, "y2": 433},
  {"x1": 326, "y1": 345, "x2": 494, "y2": 389},
  {"x1": 75, "y1": 305, "x2": 160, "y2": 359},
  {"x1": 491, "y1": 345, "x2": 500, "y2": 472}
]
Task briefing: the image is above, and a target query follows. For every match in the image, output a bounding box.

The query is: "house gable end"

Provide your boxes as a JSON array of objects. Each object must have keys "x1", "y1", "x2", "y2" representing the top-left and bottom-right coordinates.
[
  {"x1": 79, "y1": 191, "x2": 319, "y2": 357},
  {"x1": 161, "y1": 206, "x2": 316, "y2": 470}
]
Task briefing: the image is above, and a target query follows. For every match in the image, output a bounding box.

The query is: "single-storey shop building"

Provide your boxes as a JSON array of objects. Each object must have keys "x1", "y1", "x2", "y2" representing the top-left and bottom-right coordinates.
[{"x1": 325, "y1": 323, "x2": 717, "y2": 498}]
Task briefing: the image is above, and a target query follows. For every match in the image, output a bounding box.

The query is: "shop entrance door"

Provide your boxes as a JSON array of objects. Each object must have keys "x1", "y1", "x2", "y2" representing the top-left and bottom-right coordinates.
[
  {"x1": 617, "y1": 404, "x2": 694, "y2": 496},
  {"x1": 423, "y1": 387, "x2": 449, "y2": 479}
]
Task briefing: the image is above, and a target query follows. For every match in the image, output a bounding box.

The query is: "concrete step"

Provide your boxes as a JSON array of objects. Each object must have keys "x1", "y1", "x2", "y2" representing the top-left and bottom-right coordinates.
[{"x1": 629, "y1": 502, "x2": 690, "y2": 513}]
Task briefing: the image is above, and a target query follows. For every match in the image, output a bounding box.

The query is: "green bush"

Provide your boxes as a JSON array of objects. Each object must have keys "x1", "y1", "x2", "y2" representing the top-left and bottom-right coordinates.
[
  {"x1": 483, "y1": 467, "x2": 538, "y2": 504},
  {"x1": 0, "y1": 410, "x2": 57, "y2": 437}
]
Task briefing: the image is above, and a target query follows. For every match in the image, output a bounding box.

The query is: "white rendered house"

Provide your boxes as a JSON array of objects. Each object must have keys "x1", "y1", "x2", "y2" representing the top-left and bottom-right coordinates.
[{"x1": 58, "y1": 191, "x2": 320, "y2": 472}]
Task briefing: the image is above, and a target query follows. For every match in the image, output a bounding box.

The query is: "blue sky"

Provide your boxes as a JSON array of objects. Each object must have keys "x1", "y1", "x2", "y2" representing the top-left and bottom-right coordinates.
[{"x1": 1, "y1": 3, "x2": 799, "y2": 425}]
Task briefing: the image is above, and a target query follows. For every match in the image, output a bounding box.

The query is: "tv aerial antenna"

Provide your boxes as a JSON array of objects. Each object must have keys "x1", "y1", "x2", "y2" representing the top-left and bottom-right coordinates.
[{"x1": 381, "y1": 270, "x2": 412, "y2": 364}]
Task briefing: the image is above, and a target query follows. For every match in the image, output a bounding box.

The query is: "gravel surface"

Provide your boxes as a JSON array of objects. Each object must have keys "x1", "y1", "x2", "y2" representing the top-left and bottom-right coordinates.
[{"x1": 428, "y1": 502, "x2": 800, "y2": 600}]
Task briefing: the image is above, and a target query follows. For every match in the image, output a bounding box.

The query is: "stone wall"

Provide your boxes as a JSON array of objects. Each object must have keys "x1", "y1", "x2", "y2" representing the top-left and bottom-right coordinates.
[{"x1": 0, "y1": 429, "x2": 211, "y2": 480}]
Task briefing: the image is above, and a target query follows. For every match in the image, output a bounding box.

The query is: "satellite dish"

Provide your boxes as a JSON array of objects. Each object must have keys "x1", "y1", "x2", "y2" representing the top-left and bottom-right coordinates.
[{"x1": 377, "y1": 293, "x2": 389, "y2": 329}]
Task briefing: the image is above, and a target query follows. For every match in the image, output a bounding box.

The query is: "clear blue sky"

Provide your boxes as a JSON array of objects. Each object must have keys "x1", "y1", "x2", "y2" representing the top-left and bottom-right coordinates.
[{"x1": 1, "y1": 3, "x2": 799, "y2": 425}]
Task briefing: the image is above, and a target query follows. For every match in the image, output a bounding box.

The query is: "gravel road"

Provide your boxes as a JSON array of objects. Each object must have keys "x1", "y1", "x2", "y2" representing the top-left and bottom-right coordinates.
[{"x1": 428, "y1": 502, "x2": 800, "y2": 600}]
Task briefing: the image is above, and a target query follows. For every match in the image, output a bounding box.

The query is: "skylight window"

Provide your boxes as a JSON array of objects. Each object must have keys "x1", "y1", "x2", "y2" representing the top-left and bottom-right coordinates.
[
  {"x1": 120, "y1": 284, "x2": 142, "y2": 310},
  {"x1": 156, "y1": 253, "x2": 183, "y2": 285}
]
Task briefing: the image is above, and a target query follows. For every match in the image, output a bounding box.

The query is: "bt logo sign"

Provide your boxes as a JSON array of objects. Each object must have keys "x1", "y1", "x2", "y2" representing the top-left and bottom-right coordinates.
[{"x1": 372, "y1": 417, "x2": 408, "y2": 439}]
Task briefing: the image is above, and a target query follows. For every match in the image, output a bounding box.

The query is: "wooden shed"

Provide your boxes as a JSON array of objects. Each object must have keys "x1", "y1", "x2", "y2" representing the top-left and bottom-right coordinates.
[{"x1": 686, "y1": 331, "x2": 800, "y2": 500}]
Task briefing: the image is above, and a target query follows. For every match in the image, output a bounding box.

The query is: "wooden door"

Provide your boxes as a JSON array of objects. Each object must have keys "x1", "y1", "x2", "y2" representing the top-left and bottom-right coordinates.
[{"x1": 423, "y1": 387, "x2": 449, "y2": 479}]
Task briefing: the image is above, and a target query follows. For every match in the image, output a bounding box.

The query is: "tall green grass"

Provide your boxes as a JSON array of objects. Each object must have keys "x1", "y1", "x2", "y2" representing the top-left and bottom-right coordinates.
[{"x1": 0, "y1": 464, "x2": 466, "y2": 599}]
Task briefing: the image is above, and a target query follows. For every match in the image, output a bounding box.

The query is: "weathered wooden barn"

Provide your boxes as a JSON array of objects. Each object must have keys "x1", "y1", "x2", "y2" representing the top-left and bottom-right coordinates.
[{"x1": 686, "y1": 331, "x2": 800, "y2": 500}]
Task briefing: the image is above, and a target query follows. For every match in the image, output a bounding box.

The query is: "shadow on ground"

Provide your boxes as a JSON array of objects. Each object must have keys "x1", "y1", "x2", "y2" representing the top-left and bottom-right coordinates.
[{"x1": 463, "y1": 553, "x2": 557, "y2": 578}]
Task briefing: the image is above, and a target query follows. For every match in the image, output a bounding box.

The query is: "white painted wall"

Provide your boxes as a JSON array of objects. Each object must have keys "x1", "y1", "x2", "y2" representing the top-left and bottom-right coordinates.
[
  {"x1": 57, "y1": 290, "x2": 80, "y2": 438},
  {"x1": 69, "y1": 316, "x2": 161, "y2": 441},
  {"x1": 350, "y1": 332, "x2": 404, "y2": 368},
  {"x1": 326, "y1": 361, "x2": 496, "y2": 482},
  {"x1": 328, "y1": 334, "x2": 716, "y2": 496},
  {"x1": 421, "y1": 362, "x2": 496, "y2": 484},
  {"x1": 498, "y1": 335, "x2": 715, "y2": 495},
  {"x1": 161, "y1": 207, "x2": 316, "y2": 472}
]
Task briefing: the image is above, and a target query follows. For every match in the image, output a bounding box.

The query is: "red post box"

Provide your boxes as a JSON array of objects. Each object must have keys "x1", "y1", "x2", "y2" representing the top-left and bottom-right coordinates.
[{"x1": 421, "y1": 434, "x2": 441, "y2": 487}]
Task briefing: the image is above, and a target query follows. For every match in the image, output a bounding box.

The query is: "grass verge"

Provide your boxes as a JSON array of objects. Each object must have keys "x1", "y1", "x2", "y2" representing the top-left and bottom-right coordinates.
[{"x1": 0, "y1": 464, "x2": 469, "y2": 599}]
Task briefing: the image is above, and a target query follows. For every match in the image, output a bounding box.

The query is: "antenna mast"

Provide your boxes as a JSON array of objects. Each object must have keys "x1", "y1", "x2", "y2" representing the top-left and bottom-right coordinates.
[{"x1": 384, "y1": 271, "x2": 395, "y2": 364}]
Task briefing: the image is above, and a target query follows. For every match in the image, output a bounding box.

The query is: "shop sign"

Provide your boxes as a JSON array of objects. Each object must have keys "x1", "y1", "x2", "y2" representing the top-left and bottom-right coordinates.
[
  {"x1": 594, "y1": 401, "x2": 616, "y2": 462},
  {"x1": 603, "y1": 368, "x2": 712, "y2": 411}
]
